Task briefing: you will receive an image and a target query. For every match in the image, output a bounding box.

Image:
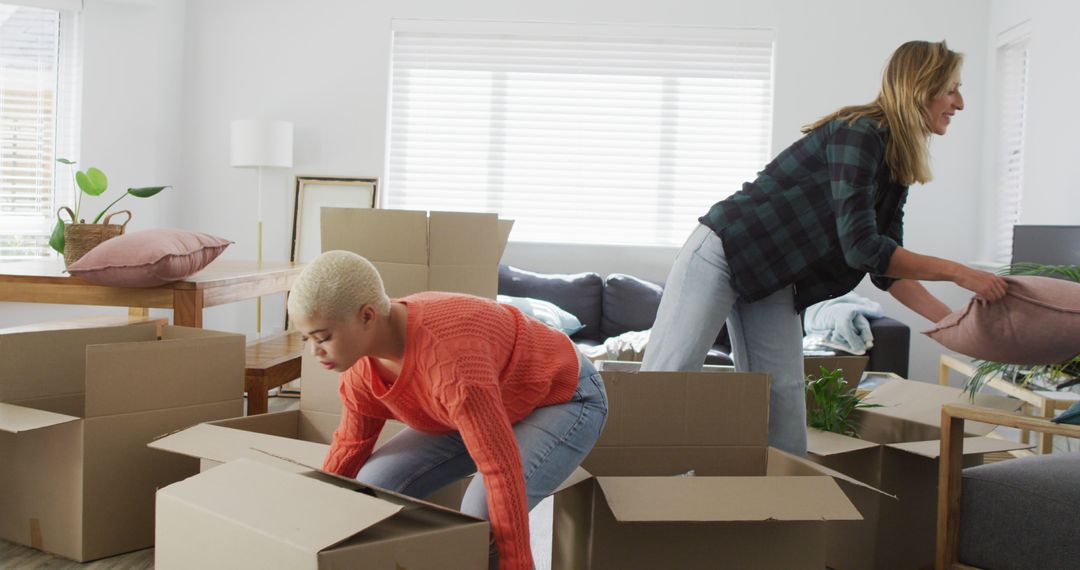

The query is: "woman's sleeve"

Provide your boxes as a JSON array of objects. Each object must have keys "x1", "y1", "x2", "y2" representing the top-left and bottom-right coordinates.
[
  {"x1": 323, "y1": 367, "x2": 387, "y2": 477},
  {"x1": 441, "y1": 357, "x2": 533, "y2": 570},
  {"x1": 825, "y1": 122, "x2": 900, "y2": 275},
  {"x1": 871, "y1": 187, "x2": 909, "y2": 291}
]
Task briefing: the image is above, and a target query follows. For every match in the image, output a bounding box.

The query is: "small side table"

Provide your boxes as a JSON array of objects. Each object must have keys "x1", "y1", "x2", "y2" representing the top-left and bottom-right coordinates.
[{"x1": 938, "y1": 354, "x2": 1079, "y2": 454}]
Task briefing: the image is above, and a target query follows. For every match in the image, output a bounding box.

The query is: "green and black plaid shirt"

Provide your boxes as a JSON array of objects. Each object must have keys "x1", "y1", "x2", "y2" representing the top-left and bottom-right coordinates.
[{"x1": 700, "y1": 116, "x2": 909, "y2": 312}]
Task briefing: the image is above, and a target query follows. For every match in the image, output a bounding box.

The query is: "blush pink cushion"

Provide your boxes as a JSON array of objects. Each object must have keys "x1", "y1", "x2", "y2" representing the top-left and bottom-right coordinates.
[
  {"x1": 66, "y1": 229, "x2": 232, "y2": 287},
  {"x1": 924, "y1": 275, "x2": 1080, "y2": 365}
]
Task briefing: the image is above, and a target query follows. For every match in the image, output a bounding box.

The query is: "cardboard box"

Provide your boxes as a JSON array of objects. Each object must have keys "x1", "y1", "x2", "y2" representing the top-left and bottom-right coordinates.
[
  {"x1": 0, "y1": 324, "x2": 244, "y2": 562},
  {"x1": 321, "y1": 208, "x2": 514, "y2": 299},
  {"x1": 155, "y1": 457, "x2": 489, "y2": 570},
  {"x1": 551, "y1": 368, "x2": 871, "y2": 570},
  {"x1": 806, "y1": 377, "x2": 1030, "y2": 570}
]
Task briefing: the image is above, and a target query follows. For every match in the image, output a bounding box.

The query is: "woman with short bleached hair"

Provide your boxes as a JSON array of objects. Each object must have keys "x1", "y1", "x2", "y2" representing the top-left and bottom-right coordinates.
[
  {"x1": 642, "y1": 40, "x2": 1007, "y2": 456},
  {"x1": 288, "y1": 250, "x2": 607, "y2": 570}
]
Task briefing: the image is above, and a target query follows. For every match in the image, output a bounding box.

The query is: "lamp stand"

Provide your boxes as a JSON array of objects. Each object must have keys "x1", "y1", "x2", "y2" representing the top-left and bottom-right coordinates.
[{"x1": 256, "y1": 166, "x2": 264, "y2": 336}]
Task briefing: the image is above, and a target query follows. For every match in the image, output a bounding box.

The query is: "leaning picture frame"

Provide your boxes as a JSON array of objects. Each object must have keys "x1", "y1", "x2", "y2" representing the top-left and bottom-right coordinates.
[{"x1": 290, "y1": 176, "x2": 379, "y2": 265}]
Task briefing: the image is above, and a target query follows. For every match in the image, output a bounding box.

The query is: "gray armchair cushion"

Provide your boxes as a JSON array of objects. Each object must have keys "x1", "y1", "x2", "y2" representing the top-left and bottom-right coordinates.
[
  {"x1": 498, "y1": 265, "x2": 604, "y2": 342},
  {"x1": 601, "y1": 273, "x2": 663, "y2": 338},
  {"x1": 958, "y1": 452, "x2": 1080, "y2": 570}
]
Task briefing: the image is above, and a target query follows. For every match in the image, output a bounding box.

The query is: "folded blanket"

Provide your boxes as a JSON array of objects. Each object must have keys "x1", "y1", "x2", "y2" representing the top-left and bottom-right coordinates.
[{"x1": 802, "y1": 293, "x2": 884, "y2": 355}]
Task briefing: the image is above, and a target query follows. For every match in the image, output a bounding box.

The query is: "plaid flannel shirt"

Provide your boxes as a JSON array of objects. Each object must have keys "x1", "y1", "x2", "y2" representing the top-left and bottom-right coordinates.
[{"x1": 700, "y1": 116, "x2": 909, "y2": 312}]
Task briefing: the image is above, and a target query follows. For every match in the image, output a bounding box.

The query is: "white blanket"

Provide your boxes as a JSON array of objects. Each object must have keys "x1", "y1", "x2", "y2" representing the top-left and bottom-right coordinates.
[{"x1": 802, "y1": 293, "x2": 884, "y2": 355}]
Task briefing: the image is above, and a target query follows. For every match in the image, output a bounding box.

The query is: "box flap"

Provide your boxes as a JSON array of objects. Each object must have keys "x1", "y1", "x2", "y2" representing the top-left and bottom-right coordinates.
[
  {"x1": 428, "y1": 211, "x2": 499, "y2": 266},
  {"x1": 885, "y1": 436, "x2": 1034, "y2": 459},
  {"x1": 552, "y1": 466, "x2": 593, "y2": 495},
  {"x1": 496, "y1": 219, "x2": 514, "y2": 261},
  {"x1": 595, "y1": 476, "x2": 861, "y2": 522},
  {"x1": 766, "y1": 447, "x2": 895, "y2": 500},
  {"x1": 149, "y1": 423, "x2": 329, "y2": 467},
  {"x1": 0, "y1": 324, "x2": 154, "y2": 403},
  {"x1": 0, "y1": 401, "x2": 80, "y2": 433},
  {"x1": 597, "y1": 370, "x2": 769, "y2": 448},
  {"x1": 806, "y1": 427, "x2": 880, "y2": 456},
  {"x1": 321, "y1": 208, "x2": 429, "y2": 265},
  {"x1": 159, "y1": 457, "x2": 402, "y2": 553},
  {"x1": 862, "y1": 379, "x2": 1022, "y2": 435}
]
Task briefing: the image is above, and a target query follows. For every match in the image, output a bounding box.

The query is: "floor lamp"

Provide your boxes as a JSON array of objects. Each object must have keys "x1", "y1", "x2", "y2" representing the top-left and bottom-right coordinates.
[{"x1": 230, "y1": 119, "x2": 293, "y2": 335}]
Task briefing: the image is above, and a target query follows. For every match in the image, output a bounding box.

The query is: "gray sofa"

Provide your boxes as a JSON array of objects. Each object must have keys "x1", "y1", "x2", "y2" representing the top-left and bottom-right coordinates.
[{"x1": 498, "y1": 264, "x2": 911, "y2": 377}]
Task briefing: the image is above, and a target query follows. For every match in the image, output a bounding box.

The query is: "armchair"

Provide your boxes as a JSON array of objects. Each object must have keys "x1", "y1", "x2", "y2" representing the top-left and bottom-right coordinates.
[{"x1": 937, "y1": 404, "x2": 1080, "y2": 570}]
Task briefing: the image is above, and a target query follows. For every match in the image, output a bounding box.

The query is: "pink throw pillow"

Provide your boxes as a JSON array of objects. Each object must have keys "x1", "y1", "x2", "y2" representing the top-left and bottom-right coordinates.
[
  {"x1": 924, "y1": 275, "x2": 1080, "y2": 365},
  {"x1": 66, "y1": 229, "x2": 232, "y2": 287}
]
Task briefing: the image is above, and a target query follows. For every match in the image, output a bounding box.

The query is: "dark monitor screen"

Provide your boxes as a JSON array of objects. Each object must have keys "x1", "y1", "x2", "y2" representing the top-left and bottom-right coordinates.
[{"x1": 1011, "y1": 225, "x2": 1080, "y2": 266}]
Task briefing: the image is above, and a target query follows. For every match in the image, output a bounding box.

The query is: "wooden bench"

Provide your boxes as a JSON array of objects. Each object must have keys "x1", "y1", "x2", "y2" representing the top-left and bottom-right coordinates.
[{"x1": 245, "y1": 330, "x2": 304, "y2": 415}]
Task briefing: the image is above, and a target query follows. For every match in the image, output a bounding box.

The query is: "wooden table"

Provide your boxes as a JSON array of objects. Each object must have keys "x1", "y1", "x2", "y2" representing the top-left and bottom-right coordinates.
[{"x1": 0, "y1": 259, "x2": 304, "y2": 328}]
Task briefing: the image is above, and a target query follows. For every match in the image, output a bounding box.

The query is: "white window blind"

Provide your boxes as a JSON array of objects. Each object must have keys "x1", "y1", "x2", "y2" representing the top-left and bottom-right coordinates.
[
  {"x1": 385, "y1": 21, "x2": 774, "y2": 247},
  {"x1": 993, "y1": 29, "x2": 1030, "y2": 265},
  {"x1": 0, "y1": 3, "x2": 80, "y2": 258}
]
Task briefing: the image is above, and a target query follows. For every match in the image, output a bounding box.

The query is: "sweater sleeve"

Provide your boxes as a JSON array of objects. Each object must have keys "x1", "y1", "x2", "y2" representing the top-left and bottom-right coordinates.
[
  {"x1": 441, "y1": 357, "x2": 533, "y2": 570},
  {"x1": 323, "y1": 366, "x2": 387, "y2": 477}
]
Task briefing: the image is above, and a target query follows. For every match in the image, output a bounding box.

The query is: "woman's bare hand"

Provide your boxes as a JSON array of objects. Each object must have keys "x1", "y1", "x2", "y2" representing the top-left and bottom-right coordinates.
[{"x1": 954, "y1": 267, "x2": 1008, "y2": 302}]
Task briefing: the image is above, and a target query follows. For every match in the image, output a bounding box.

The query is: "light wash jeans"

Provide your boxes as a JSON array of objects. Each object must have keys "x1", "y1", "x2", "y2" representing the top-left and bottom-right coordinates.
[
  {"x1": 641, "y1": 223, "x2": 807, "y2": 456},
  {"x1": 356, "y1": 348, "x2": 608, "y2": 569}
]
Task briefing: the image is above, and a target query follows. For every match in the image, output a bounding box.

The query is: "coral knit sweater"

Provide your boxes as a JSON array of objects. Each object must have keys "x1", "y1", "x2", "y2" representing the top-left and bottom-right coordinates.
[{"x1": 323, "y1": 292, "x2": 580, "y2": 570}]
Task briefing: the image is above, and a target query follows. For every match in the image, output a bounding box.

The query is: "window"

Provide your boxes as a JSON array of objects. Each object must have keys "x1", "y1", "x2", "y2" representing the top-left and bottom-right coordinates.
[
  {"x1": 0, "y1": 2, "x2": 80, "y2": 259},
  {"x1": 385, "y1": 20, "x2": 774, "y2": 247},
  {"x1": 992, "y1": 26, "x2": 1030, "y2": 265}
]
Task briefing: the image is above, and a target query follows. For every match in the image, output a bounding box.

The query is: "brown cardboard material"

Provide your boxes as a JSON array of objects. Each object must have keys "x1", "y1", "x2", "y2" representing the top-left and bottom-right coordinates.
[
  {"x1": 551, "y1": 368, "x2": 866, "y2": 570},
  {"x1": 321, "y1": 207, "x2": 513, "y2": 299},
  {"x1": 155, "y1": 457, "x2": 488, "y2": 570},
  {"x1": 0, "y1": 324, "x2": 244, "y2": 562},
  {"x1": 806, "y1": 377, "x2": 1031, "y2": 570}
]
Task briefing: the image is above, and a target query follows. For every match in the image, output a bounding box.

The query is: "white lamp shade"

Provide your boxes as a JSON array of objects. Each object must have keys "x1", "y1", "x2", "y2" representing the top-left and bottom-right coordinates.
[{"x1": 230, "y1": 119, "x2": 294, "y2": 168}]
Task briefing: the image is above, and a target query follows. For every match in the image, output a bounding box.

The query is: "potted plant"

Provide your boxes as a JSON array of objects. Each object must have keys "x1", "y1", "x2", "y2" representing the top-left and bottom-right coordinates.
[
  {"x1": 49, "y1": 158, "x2": 170, "y2": 266},
  {"x1": 964, "y1": 262, "x2": 1080, "y2": 398},
  {"x1": 806, "y1": 366, "x2": 881, "y2": 437}
]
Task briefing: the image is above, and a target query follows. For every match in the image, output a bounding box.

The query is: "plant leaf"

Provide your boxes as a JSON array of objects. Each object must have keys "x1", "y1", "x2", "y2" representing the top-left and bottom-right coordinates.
[
  {"x1": 76, "y1": 167, "x2": 108, "y2": 196},
  {"x1": 127, "y1": 185, "x2": 169, "y2": 198},
  {"x1": 49, "y1": 218, "x2": 65, "y2": 253},
  {"x1": 56, "y1": 157, "x2": 76, "y2": 165}
]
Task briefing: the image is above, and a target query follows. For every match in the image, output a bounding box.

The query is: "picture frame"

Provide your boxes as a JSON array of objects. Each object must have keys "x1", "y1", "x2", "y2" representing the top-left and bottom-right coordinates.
[{"x1": 290, "y1": 176, "x2": 379, "y2": 264}]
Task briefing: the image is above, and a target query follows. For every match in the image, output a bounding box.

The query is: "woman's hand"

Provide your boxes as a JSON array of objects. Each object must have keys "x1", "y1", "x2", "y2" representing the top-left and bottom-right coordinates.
[{"x1": 954, "y1": 267, "x2": 1008, "y2": 302}]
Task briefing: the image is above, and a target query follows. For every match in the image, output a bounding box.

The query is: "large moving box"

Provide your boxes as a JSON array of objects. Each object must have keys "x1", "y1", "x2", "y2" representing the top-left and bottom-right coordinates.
[
  {"x1": 321, "y1": 208, "x2": 513, "y2": 299},
  {"x1": 551, "y1": 368, "x2": 871, "y2": 570},
  {"x1": 155, "y1": 457, "x2": 489, "y2": 570},
  {"x1": 806, "y1": 378, "x2": 1029, "y2": 570},
  {"x1": 0, "y1": 324, "x2": 244, "y2": 562}
]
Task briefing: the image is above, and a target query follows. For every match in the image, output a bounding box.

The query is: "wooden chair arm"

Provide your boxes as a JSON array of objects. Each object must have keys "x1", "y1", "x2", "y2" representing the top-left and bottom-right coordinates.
[{"x1": 936, "y1": 403, "x2": 1080, "y2": 569}]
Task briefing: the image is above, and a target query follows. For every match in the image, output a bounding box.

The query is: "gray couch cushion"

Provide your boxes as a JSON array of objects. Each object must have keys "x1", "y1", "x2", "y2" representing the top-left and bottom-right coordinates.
[
  {"x1": 601, "y1": 273, "x2": 663, "y2": 339},
  {"x1": 498, "y1": 265, "x2": 604, "y2": 342},
  {"x1": 958, "y1": 452, "x2": 1080, "y2": 570}
]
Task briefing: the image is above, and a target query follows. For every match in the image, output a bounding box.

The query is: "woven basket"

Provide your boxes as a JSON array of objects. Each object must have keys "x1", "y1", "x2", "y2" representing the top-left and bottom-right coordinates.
[{"x1": 60, "y1": 207, "x2": 131, "y2": 267}]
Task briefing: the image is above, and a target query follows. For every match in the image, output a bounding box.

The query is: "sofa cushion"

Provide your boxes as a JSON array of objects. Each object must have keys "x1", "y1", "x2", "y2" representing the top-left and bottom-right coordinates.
[
  {"x1": 601, "y1": 273, "x2": 663, "y2": 338},
  {"x1": 958, "y1": 453, "x2": 1080, "y2": 569},
  {"x1": 497, "y1": 295, "x2": 584, "y2": 336},
  {"x1": 498, "y1": 265, "x2": 604, "y2": 342},
  {"x1": 65, "y1": 228, "x2": 232, "y2": 287}
]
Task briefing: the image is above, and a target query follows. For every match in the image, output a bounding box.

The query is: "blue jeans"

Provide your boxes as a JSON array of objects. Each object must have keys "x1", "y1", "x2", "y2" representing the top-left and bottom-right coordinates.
[
  {"x1": 356, "y1": 348, "x2": 608, "y2": 567},
  {"x1": 641, "y1": 223, "x2": 807, "y2": 456}
]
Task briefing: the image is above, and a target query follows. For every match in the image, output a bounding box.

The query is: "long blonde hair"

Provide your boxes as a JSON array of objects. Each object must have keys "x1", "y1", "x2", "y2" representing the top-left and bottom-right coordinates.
[{"x1": 803, "y1": 40, "x2": 963, "y2": 186}]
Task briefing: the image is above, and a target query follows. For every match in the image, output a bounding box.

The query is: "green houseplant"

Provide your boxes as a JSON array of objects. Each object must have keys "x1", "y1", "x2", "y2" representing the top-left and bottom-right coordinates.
[
  {"x1": 963, "y1": 262, "x2": 1080, "y2": 398},
  {"x1": 806, "y1": 366, "x2": 881, "y2": 437},
  {"x1": 49, "y1": 158, "x2": 170, "y2": 264}
]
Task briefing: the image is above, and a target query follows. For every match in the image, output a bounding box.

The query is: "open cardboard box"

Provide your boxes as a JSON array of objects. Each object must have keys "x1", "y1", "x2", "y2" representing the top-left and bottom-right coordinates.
[
  {"x1": 551, "y1": 367, "x2": 879, "y2": 570},
  {"x1": 0, "y1": 324, "x2": 244, "y2": 562},
  {"x1": 806, "y1": 377, "x2": 1030, "y2": 570},
  {"x1": 155, "y1": 456, "x2": 489, "y2": 569},
  {"x1": 321, "y1": 208, "x2": 514, "y2": 299},
  {"x1": 150, "y1": 351, "x2": 470, "y2": 506}
]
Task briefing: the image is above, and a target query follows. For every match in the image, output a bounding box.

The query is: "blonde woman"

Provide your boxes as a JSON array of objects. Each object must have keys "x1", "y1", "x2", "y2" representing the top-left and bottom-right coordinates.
[
  {"x1": 288, "y1": 250, "x2": 607, "y2": 570},
  {"x1": 641, "y1": 40, "x2": 1007, "y2": 455}
]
